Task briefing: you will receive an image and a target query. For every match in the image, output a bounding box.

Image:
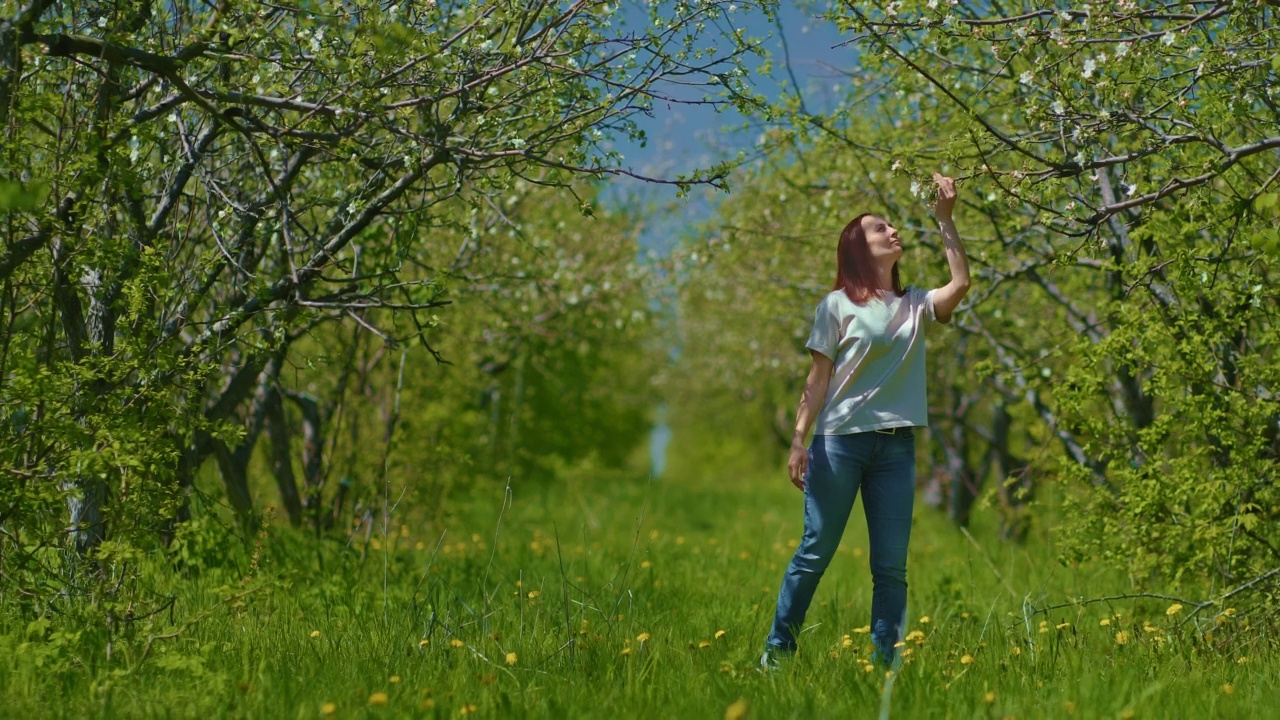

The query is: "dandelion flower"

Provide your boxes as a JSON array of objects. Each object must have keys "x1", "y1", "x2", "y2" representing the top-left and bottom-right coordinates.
[
  {"x1": 1056, "y1": 622, "x2": 1071, "y2": 630},
  {"x1": 369, "y1": 692, "x2": 389, "y2": 705},
  {"x1": 527, "y1": 590, "x2": 540, "y2": 599},
  {"x1": 1100, "y1": 618, "x2": 1111, "y2": 626},
  {"x1": 460, "y1": 704, "x2": 477, "y2": 715},
  {"x1": 960, "y1": 654, "x2": 975, "y2": 665},
  {"x1": 841, "y1": 636, "x2": 854, "y2": 648},
  {"x1": 1166, "y1": 603, "x2": 1183, "y2": 616},
  {"x1": 984, "y1": 691, "x2": 996, "y2": 704},
  {"x1": 905, "y1": 630, "x2": 925, "y2": 643},
  {"x1": 1114, "y1": 631, "x2": 1129, "y2": 646},
  {"x1": 1010, "y1": 646, "x2": 1021, "y2": 656},
  {"x1": 640, "y1": 560, "x2": 652, "y2": 569},
  {"x1": 698, "y1": 640, "x2": 712, "y2": 649},
  {"x1": 724, "y1": 698, "x2": 749, "y2": 720},
  {"x1": 715, "y1": 629, "x2": 727, "y2": 640},
  {"x1": 419, "y1": 639, "x2": 430, "y2": 647},
  {"x1": 1224, "y1": 607, "x2": 1237, "y2": 617},
  {"x1": 505, "y1": 652, "x2": 518, "y2": 666},
  {"x1": 1237, "y1": 656, "x2": 1248, "y2": 664},
  {"x1": 636, "y1": 632, "x2": 651, "y2": 643},
  {"x1": 620, "y1": 647, "x2": 632, "y2": 656},
  {"x1": 918, "y1": 616, "x2": 931, "y2": 624},
  {"x1": 321, "y1": 702, "x2": 337, "y2": 716},
  {"x1": 863, "y1": 664, "x2": 875, "y2": 673},
  {"x1": 389, "y1": 675, "x2": 401, "y2": 683},
  {"x1": 853, "y1": 625, "x2": 871, "y2": 634},
  {"x1": 1221, "y1": 683, "x2": 1234, "y2": 695},
  {"x1": 310, "y1": 630, "x2": 321, "y2": 638},
  {"x1": 450, "y1": 639, "x2": 465, "y2": 648}
]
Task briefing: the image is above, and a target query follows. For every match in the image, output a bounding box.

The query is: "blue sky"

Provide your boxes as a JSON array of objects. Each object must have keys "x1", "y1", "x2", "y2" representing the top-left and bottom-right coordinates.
[{"x1": 605, "y1": 1, "x2": 852, "y2": 250}]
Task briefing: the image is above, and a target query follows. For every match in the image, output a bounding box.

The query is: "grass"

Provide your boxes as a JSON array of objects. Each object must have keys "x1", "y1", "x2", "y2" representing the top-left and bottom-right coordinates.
[{"x1": 2, "y1": 455, "x2": 1275, "y2": 719}]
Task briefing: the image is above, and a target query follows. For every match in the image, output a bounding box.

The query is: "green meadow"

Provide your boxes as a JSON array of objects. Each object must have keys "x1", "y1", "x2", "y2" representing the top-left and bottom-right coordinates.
[{"x1": 4, "y1": 446, "x2": 1273, "y2": 720}]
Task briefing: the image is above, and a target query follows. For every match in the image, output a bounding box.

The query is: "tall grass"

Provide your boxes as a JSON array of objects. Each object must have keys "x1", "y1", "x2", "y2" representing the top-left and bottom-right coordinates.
[{"x1": 2, "y1": 460, "x2": 1274, "y2": 719}]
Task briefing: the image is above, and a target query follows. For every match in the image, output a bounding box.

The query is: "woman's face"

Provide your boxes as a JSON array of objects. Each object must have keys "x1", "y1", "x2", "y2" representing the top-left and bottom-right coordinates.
[{"x1": 861, "y1": 215, "x2": 902, "y2": 263}]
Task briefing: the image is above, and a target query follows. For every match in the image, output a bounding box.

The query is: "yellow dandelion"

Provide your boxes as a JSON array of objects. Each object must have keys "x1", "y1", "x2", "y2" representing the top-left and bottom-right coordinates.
[
  {"x1": 1056, "y1": 622, "x2": 1071, "y2": 630},
  {"x1": 984, "y1": 691, "x2": 996, "y2": 704},
  {"x1": 450, "y1": 638, "x2": 465, "y2": 648},
  {"x1": 310, "y1": 630, "x2": 321, "y2": 638},
  {"x1": 636, "y1": 632, "x2": 651, "y2": 643},
  {"x1": 640, "y1": 560, "x2": 652, "y2": 569},
  {"x1": 1114, "y1": 631, "x2": 1129, "y2": 646},
  {"x1": 527, "y1": 590, "x2": 540, "y2": 599},
  {"x1": 901, "y1": 648, "x2": 914, "y2": 659},
  {"x1": 416, "y1": 541, "x2": 426, "y2": 550},
  {"x1": 1221, "y1": 683, "x2": 1234, "y2": 695},
  {"x1": 1100, "y1": 618, "x2": 1111, "y2": 626},
  {"x1": 419, "y1": 638, "x2": 430, "y2": 647},
  {"x1": 620, "y1": 647, "x2": 632, "y2": 656},
  {"x1": 1224, "y1": 607, "x2": 1237, "y2": 617},
  {"x1": 505, "y1": 652, "x2": 518, "y2": 666},
  {"x1": 960, "y1": 654, "x2": 975, "y2": 665},
  {"x1": 1237, "y1": 656, "x2": 1248, "y2": 664},
  {"x1": 853, "y1": 625, "x2": 871, "y2": 634},
  {"x1": 863, "y1": 664, "x2": 875, "y2": 673},
  {"x1": 961, "y1": 612, "x2": 970, "y2": 619},
  {"x1": 1166, "y1": 603, "x2": 1183, "y2": 616},
  {"x1": 369, "y1": 692, "x2": 389, "y2": 705},
  {"x1": 459, "y1": 704, "x2": 477, "y2": 715},
  {"x1": 698, "y1": 640, "x2": 712, "y2": 649},
  {"x1": 723, "y1": 698, "x2": 749, "y2": 720},
  {"x1": 715, "y1": 629, "x2": 727, "y2": 640},
  {"x1": 852, "y1": 547, "x2": 864, "y2": 557},
  {"x1": 389, "y1": 675, "x2": 401, "y2": 684},
  {"x1": 841, "y1": 636, "x2": 854, "y2": 648},
  {"x1": 1011, "y1": 646, "x2": 1022, "y2": 656},
  {"x1": 321, "y1": 702, "x2": 337, "y2": 716},
  {"x1": 918, "y1": 616, "x2": 931, "y2": 624}
]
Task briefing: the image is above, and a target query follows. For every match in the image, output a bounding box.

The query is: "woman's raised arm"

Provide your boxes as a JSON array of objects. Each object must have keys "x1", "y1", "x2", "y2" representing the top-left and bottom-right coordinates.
[{"x1": 929, "y1": 173, "x2": 971, "y2": 323}]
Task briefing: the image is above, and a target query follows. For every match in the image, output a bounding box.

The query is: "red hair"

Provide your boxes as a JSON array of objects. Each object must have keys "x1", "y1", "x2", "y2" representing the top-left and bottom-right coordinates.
[{"x1": 833, "y1": 213, "x2": 903, "y2": 303}]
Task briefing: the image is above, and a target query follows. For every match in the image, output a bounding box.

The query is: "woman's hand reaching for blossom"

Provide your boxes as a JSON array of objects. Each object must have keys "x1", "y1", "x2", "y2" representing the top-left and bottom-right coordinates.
[{"x1": 932, "y1": 172, "x2": 957, "y2": 220}]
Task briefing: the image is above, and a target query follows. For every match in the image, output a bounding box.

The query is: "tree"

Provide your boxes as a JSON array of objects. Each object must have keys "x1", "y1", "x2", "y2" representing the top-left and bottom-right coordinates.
[
  {"x1": 0, "y1": 0, "x2": 770, "y2": 601},
  {"x1": 672, "y1": 0, "x2": 1279, "y2": 608}
]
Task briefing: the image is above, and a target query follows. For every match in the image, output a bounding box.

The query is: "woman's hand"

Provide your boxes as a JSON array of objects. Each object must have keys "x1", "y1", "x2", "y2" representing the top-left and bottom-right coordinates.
[
  {"x1": 787, "y1": 437, "x2": 808, "y2": 491},
  {"x1": 933, "y1": 172, "x2": 957, "y2": 220}
]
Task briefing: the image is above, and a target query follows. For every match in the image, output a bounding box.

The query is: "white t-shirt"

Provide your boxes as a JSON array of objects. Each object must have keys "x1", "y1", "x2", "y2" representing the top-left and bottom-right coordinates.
[{"x1": 805, "y1": 287, "x2": 940, "y2": 435}]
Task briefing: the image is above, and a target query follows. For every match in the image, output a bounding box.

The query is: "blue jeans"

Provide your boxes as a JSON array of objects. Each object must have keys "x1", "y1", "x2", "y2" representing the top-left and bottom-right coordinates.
[{"x1": 765, "y1": 429, "x2": 917, "y2": 664}]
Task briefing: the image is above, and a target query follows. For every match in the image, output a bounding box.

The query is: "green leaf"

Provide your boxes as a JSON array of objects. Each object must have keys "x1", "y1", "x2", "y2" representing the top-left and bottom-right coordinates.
[{"x1": 0, "y1": 180, "x2": 49, "y2": 213}]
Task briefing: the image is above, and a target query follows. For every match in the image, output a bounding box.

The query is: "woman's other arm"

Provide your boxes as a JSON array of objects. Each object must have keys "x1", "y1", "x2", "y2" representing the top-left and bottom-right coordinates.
[
  {"x1": 929, "y1": 172, "x2": 971, "y2": 323},
  {"x1": 788, "y1": 351, "x2": 834, "y2": 490}
]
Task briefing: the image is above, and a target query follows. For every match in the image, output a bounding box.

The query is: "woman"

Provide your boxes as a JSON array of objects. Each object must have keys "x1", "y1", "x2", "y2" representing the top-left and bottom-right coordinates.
[{"x1": 761, "y1": 173, "x2": 970, "y2": 671}]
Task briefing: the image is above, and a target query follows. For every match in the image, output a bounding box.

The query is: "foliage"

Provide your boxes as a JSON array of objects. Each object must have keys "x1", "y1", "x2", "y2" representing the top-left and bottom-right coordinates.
[
  {"x1": 0, "y1": 0, "x2": 771, "y2": 609},
  {"x1": 669, "y1": 0, "x2": 1280, "y2": 599}
]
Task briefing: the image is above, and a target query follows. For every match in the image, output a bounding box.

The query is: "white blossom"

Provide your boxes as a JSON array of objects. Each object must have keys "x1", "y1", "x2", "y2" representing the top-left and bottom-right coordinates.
[
  {"x1": 1162, "y1": 31, "x2": 1177, "y2": 46},
  {"x1": 1052, "y1": 99, "x2": 1065, "y2": 114},
  {"x1": 1020, "y1": 70, "x2": 1033, "y2": 85},
  {"x1": 1115, "y1": 42, "x2": 1129, "y2": 58},
  {"x1": 1082, "y1": 58, "x2": 1096, "y2": 78}
]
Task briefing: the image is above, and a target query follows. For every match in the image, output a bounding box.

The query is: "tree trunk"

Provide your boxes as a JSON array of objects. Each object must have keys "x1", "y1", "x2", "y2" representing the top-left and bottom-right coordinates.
[{"x1": 264, "y1": 389, "x2": 303, "y2": 526}]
